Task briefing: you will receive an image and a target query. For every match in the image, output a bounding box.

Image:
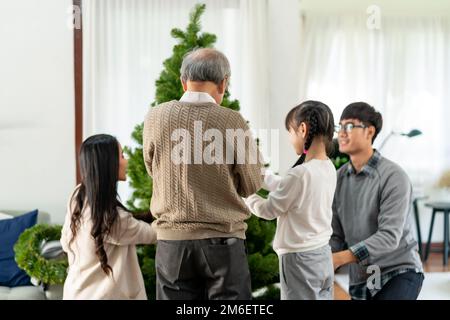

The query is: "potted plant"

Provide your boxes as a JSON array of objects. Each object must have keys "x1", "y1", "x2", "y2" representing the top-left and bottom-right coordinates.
[{"x1": 435, "y1": 169, "x2": 450, "y2": 201}]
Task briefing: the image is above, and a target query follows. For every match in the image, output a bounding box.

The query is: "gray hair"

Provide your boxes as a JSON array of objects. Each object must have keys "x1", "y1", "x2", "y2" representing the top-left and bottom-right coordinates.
[{"x1": 180, "y1": 48, "x2": 231, "y2": 85}]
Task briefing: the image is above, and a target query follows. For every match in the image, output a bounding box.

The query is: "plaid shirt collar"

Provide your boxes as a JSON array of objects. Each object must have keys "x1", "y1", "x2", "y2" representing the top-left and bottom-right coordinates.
[{"x1": 346, "y1": 149, "x2": 381, "y2": 177}]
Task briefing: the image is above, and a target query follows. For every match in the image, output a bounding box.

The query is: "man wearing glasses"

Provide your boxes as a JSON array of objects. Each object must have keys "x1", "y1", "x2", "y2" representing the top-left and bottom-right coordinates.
[{"x1": 330, "y1": 102, "x2": 424, "y2": 300}]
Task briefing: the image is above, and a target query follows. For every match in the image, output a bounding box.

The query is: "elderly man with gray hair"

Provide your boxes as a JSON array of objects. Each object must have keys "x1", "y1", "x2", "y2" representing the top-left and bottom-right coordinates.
[{"x1": 143, "y1": 48, "x2": 264, "y2": 300}]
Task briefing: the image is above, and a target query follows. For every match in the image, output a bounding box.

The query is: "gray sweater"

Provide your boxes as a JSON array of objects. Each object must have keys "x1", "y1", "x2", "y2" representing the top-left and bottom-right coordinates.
[{"x1": 330, "y1": 150, "x2": 423, "y2": 287}]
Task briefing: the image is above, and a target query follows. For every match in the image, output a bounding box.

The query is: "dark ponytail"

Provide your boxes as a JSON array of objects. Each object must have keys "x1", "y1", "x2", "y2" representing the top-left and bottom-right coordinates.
[{"x1": 285, "y1": 100, "x2": 335, "y2": 168}]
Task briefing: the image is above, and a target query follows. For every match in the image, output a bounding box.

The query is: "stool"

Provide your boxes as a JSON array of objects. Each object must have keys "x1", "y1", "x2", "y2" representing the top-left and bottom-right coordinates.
[
  {"x1": 424, "y1": 202, "x2": 450, "y2": 266},
  {"x1": 412, "y1": 197, "x2": 427, "y2": 259}
]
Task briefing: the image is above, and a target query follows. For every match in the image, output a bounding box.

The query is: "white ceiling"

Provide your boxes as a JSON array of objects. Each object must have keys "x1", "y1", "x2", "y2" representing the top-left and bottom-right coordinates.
[{"x1": 301, "y1": 0, "x2": 450, "y2": 16}]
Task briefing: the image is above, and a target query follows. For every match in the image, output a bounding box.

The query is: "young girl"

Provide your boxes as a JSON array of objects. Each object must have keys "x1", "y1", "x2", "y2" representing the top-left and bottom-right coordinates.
[
  {"x1": 245, "y1": 101, "x2": 337, "y2": 300},
  {"x1": 60, "y1": 134, "x2": 156, "y2": 300}
]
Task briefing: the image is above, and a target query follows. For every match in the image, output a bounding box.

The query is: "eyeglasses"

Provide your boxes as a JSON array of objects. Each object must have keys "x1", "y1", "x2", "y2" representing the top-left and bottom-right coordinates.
[{"x1": 334, "y1": 123, "x2": 367, "y2": 133}]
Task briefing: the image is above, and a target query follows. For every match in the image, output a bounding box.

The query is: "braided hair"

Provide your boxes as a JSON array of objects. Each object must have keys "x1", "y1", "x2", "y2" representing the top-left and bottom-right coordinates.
[{"x1": 285, "y1": 100, "x2": 335, "y2": 167}]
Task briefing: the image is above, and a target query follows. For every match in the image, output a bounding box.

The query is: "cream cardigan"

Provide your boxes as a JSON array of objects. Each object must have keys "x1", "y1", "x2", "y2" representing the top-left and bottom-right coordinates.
[{"x1": 60, "y1": 187, "x2": 156, "y2": 300}]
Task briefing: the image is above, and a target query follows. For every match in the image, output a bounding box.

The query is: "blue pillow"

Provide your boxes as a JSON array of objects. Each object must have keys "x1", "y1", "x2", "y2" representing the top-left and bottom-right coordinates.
[{"x1": 0, "y1": 210, "x2": 38, "y2": 287}]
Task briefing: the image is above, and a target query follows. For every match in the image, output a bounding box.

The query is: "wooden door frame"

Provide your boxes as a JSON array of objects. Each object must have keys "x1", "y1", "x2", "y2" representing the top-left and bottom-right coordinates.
[{"x1": 73, "y1": 0, "x2": 83, "y2": 184}]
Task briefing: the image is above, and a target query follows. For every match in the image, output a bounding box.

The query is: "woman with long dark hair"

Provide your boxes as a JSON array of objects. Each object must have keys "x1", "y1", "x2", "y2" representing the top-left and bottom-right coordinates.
[{"x1": 60, "y1": 134, "x2": 156, "y2": 299}]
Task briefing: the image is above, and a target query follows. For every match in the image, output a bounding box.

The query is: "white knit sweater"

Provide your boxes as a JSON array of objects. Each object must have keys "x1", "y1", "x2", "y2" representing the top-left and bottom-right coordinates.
[{"x1": 245, "y1": 159, "x2": 337, "y2": 255}]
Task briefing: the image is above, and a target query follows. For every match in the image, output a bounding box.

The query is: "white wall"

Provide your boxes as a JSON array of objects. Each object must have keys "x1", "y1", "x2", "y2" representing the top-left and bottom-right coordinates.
[
  {"x1": 267, "y1": 0, "x2": 303, "y2": 173},
  {"x1": 0, "y1": 0, "x2": 75, "y2": 224}
]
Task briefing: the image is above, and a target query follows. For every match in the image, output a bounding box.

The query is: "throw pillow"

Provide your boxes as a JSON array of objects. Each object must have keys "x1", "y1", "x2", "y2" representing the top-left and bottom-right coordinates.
[{"x1": 0, "y1": 210, "x2": 38, "y2": 287}]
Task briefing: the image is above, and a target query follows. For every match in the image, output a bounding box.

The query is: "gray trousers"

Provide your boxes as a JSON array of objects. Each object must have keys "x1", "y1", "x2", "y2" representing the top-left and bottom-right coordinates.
[
  {"x1": 156, "y1": 238, "x2": 252, "y2": 300},
  {"x1": 279, "y1": 245, "x2": 334, "y2": 300}
]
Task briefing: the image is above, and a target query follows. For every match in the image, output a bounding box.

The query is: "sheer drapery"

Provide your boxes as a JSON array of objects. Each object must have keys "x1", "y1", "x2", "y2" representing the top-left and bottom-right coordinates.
[
  {"x1": 83, "y1": 1, "x2": 450, "y2": 194},
  {"x1": 83, "y1": 0, "x2": 270, "y2": 200},
  {"x1": 297, "y1": 14, "x2": 450, "y2": 187}
]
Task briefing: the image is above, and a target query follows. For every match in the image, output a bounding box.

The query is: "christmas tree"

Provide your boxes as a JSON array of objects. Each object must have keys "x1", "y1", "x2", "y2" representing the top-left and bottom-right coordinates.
[
  {"x1": 124, "y1": 3, "x2": 279, "y2": 299},
  {"x1": 330, "y1": 138, "x2": 349, "y2": 169}
]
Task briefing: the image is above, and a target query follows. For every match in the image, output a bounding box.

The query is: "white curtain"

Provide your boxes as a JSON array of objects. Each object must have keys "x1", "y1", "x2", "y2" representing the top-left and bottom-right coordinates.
[
  {"x1": 239, "y1": 0, "x2": 270, "y2": 137},
  {"x1": 83, "y1": 0, "x2": 270, "y2": 200},
  {"x1": 297, "y1": 13, "x2": 450, "y2": 190}
]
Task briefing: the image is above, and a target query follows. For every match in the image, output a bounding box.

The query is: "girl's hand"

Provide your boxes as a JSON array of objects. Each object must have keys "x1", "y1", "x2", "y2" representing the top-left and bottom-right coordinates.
[{"x1": 263, "y1": 169, "x2": 282, "y2": 192}]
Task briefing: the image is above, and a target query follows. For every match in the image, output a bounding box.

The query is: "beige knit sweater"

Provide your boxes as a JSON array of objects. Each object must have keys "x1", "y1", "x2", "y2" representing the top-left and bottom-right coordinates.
[{"x1": 143, "y1": 100, "x2": 264, "y2": 240}]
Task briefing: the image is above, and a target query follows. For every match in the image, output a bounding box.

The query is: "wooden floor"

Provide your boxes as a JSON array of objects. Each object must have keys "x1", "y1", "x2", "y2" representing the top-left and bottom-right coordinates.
[
  {"x1": 422, "y1": 251, "x2": 450, "y2": 273},
  {"x1": 333, "y1": 252, "x2": 450, "y2": 300}
]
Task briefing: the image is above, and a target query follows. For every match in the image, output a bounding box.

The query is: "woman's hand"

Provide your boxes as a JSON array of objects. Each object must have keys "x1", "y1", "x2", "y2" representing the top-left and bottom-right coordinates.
[{"x1": 133, "y1": 211, "x2": 154, "y2": 224}]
